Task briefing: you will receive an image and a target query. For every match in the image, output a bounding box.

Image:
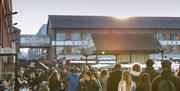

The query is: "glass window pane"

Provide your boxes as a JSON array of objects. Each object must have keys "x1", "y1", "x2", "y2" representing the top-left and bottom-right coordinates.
[
  {"x1": 71, "y1": 33, "x2": 81, "y2": 41},
  {"x1": 156, "y1": 32, "x2": 165, "y2": 40},
  {"x1": 56, "y1": 33, "x2": 66, "y2": 41},
  {"x1": 170, "y1": 32, "x2": 178, "y2": 40},
  {"x1": 56, "y1": 47, "x2": 65, "y2": 55},
  {"x1": 71, "y1": 46, "x2": 81, "y2": 54}
]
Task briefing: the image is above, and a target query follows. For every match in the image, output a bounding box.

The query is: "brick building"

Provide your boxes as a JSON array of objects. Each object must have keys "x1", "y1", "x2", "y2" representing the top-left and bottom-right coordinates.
[
  {"x1": 0, "y1": 0, "x2": 13, "y2": 79},
  {"x1": 47, "y1": 15, "x2": 180, "y2": 63}
]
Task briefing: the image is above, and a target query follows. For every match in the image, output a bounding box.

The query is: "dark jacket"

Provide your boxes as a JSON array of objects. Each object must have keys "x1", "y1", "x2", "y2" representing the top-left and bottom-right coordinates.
[
  {"x1": 151, "y1": 71, "x2": 180, "y2": 91},
  {"x1": 77, "y1": 79, "x2": 99, "y2": 91},
  {"x1": 107, "y1": 69, "x2": 122, "y2": 91},
  {"x1": 140, "y1": 67, "x2": 159, "y2": 82},
  {"x1": 177, "y1": 71, "x2": 180, "y2": 78},
  {"x1": 136, "y1": 83, "x2": 151, "y2": 91},
  {"x1": 131, "y1": 71, "x2": 141, "y2": 85}
]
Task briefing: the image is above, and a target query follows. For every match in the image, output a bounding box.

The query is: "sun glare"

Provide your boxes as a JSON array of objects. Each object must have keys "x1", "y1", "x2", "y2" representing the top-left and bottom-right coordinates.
[{"x1": 113, "y1": 16, "x2": 131, "y2": 20}]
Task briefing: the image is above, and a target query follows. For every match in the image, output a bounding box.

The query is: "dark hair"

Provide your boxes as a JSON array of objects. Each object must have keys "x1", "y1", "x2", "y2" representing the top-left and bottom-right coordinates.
[
  {"x1": 114, "y1": 64, "x2": 121, "y2": 69},
  {"x1": 100, "y1": 69, "x2": 108, "y2": 77},
  {"x1": 85, "y1": 71, "x2": 92, "y2": 77},
  {"x1": 146, "y1": 59, "x2": 154, "y2": 67},
  {"x1": 161, "y1": 59, "x2": 172, "y2": 68}
]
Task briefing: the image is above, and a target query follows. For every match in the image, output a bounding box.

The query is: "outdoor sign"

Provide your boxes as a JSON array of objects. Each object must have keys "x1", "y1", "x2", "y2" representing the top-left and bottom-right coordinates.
[
  {"x1": 159, "y1": 40, "x2": 180, "y2": 45},
  {"x1": 20, "y1": 35, "x2": 50, "y2": 48},
  {"x1": 52, "y1": 41, "x2": 88, "y2": 46}
]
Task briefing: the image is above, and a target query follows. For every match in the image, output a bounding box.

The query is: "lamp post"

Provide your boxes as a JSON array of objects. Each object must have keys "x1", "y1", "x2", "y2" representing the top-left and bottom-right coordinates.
[{"x1": 160, "y1": 48, "x2": 164, "y2": 60}]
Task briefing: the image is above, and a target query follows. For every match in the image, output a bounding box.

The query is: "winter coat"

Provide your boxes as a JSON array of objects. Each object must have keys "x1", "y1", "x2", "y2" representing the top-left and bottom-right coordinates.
[
  {"x1": 100, "y1": 76, "x2": 108, "y2": 91},
  {"x1": 135, "y1": 83, "x2": 151, "y2": 91},
  {"x1": 62, "y1": 72, "x2": 79, "y2": 91},
  {"x1": 130, "y1": 71, "x2": 141, "y2": 85},
  {"x1": 118, "y1": 81, "x2": 136, "y2": 91},
  {"x1": 77, "y1": 79, "x2": 100, "y2": 91},
  {"x1": 107, "y1": 69, "x2": 122, "y2": 91},
  {"x1": 151, "y1": 71, "x2": 180, "y2": 91},
  {"x1": 140, "y1": 67, "x2": 159, "y2": 82}
]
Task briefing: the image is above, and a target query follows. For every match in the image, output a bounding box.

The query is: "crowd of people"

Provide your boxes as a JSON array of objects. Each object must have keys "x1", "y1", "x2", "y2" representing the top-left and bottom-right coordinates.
[{"x1": 3, "y1": 59, "x2": 180, "y2": 91}]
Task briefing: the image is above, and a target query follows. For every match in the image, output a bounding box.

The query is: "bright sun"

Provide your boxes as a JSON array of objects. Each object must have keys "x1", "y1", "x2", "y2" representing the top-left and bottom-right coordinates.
[{"x1": 113, "y1": 16, "x2": 131, "y2": 20}]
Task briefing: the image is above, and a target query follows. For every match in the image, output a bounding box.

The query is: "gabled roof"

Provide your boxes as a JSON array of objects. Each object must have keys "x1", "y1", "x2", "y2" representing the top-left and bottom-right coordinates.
[
  {"x1": 91, "y1": 33, "x2": 162, "y2": 54},
  {"x1": 36, "y1": 24, "x2": 47, "y2": 35},
  {"x1": 48, "y1": 15, "x2": 180, "y2": 29}
]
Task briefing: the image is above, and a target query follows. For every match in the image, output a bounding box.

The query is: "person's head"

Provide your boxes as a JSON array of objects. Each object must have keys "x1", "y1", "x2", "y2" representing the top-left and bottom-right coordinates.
[
  {"x1": 146, "y1": 59, "x2": 154, "y2": 67},
  {"x1": 114, "y1": 64, "x2": 121, "y2": 70},
  {"x1": 84, "y1": 71, "x2": 92, "y2": 81},
  {"x1": 83, "y1": 65, "x2": 89, "y2": 71},
  {"x1": 161, "y1": 59, "x2": 172, "y2": 71},
  {"x1": 121, "y1": 70, "x2": 131, "y2": 81},
  {"x1": 131, "y1": 63, "x2": 142, "y2": 72},
  {"x1": 138, "y1": 73, "x2": 151, "y2": 85},
  {"x1": 100, "y1": 69, "x2": 109, "y2": 77},
  {"x1": 121, "y1": 70, "x2": 132, "y2": 91},
  {"x1": 70, "y1": 68, "x2": 75, "y2": 73},
  {"x1": 18, "y1": 68, "x2": 25, "y2": 76}
]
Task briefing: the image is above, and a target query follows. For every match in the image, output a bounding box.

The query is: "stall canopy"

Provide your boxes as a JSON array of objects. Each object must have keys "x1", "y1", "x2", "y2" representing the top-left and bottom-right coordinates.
[{"x1": 91, "y1": 33, "x2": 162, "y2": 54}]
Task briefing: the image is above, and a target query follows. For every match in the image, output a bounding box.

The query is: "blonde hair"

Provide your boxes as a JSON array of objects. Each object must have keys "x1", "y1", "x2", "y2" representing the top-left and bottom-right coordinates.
[
  {"x1": 48, "y1": 70, "x2": 60, "y2": 86},
  {"x1": 121, "y1": 70, "x2": 132, "y2": 91}
]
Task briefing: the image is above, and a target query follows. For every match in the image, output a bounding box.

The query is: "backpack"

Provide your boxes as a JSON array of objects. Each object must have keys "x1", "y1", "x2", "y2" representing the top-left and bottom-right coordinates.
[{"x1": 157, "y1": 78, "x2": 176, "y2": 91}]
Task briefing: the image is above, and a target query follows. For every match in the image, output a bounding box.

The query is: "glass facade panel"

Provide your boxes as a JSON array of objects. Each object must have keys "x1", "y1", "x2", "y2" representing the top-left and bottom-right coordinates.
[
  {"x1": 56, "y1": 32, "x2": 66, "y2": 41},
  {"x1": 170, "y1": 32, "x2": 178, "y2": 40},
  {"x1": 72, "y1": 46, "x2": 81, "y2": 54},
  {"x1": 71, "y1": 32, "x2": 81, "y2": 41},
  {"x1": 156, "y1": 32, "x2": 165, "y2": 40},
  {"x1": 56, "y1": 47, "x2": 65, "y2": 55}
]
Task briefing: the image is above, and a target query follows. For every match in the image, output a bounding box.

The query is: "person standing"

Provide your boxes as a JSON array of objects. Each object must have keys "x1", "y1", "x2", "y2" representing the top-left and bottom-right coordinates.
[
  {"x1": 100, "y1": 69, "x2": 109, "y2": 91},
  {"x1": 140, "y1": 59, "x2": 159, "y2": 82},
  {"x1": 118, "y1": 70, "x2": 136, "y2": 91},
  {"x1": 152, "y1": 59, "x2": 180, "y2": 91},
  {"x1": 48, "y1": 70, "x2": 60, "y2": 91},
  {"x1": 62, "y1": 68, "x2": 79, "y2": 91},
  {"x1": 107, "y1": 64, "x2": 122, "y2": 91},
  {"x1": 77, "y1": 71, "x2": 100, "y2": 91},
  {"x1": 130, "y1": 63, "x2": 142, "y2": 84},
  {"x1": 14, "y1": 68, "x2": 28, "y2": 91},
  {"x1": 136, "y1": 73, "x2": 151, "y2": 91}
]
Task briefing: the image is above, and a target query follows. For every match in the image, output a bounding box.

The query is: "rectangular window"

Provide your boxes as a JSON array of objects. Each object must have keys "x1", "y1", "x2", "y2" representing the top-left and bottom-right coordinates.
[
  {"x1": 71, "y1": 32, "x2": 81, "y2": 41},
  {"x1": 156, "y1": 32, "x2": 165, "y2": 40},
  {"x1": 56, "y1": 47, "x2": 65, "y2": 55},
  {"x1": 71, "y1": 46, "x2": 81, "y2": 54},
  {"x1": 170, "y1": 32, "x2": 178, "y2": 40},
  {"x1": 56, "y1": 32, "x2": 66, "y2": 41}
]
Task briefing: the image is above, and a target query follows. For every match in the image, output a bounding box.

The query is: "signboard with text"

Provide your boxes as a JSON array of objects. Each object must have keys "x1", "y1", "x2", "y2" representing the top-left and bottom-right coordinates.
[
  {"x1": 20, "y1": 35, "x2": 50, "y2": 48},
  {"x1": 52, "y1": 41, "x2": 88, "y2": 46},
  {"x1": 159, "y1": 40, "x2": 180, "y2": 45}
]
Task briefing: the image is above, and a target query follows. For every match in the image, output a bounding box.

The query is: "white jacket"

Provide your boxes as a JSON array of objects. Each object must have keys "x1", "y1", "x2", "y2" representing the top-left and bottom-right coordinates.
[{"x1": 118, "y1": 81, "x2": 136, "y2": 91}]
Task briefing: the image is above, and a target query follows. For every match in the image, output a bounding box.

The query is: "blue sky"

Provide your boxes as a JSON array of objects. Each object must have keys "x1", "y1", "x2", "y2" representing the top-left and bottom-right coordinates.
[{"x1": 13, "y1": 0, "x2": 180, "y2": 34}]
